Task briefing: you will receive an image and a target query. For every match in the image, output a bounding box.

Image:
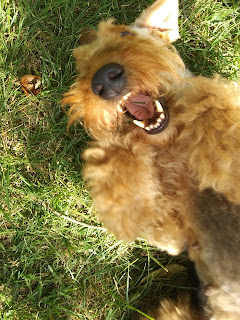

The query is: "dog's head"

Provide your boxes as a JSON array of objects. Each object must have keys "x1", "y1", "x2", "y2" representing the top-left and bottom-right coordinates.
[{"x1": 63, "y1": 0, "x2": 186, "y2": 142}]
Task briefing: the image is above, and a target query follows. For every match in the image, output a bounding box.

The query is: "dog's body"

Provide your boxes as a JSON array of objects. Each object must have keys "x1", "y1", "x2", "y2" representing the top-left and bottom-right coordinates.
[{"x1": 62, "y1": 0, "x2": 240, "y2": 318}]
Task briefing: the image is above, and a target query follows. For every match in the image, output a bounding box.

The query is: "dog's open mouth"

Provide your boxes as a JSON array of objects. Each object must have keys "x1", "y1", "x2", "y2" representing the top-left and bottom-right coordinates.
[{"x1": 117, "y1": 93, "x2": 169, "y2": 134}]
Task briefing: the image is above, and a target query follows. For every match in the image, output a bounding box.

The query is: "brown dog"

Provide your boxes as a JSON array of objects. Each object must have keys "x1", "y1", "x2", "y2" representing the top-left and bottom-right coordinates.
[{"x1": 62, "y1": 0, "x2": 240, "y2": 318}]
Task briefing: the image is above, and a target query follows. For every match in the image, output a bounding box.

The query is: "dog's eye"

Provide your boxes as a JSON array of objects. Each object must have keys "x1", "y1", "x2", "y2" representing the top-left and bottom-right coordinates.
[{"x1": 120, "y1": 31, "x2": 134, "y2": 37}]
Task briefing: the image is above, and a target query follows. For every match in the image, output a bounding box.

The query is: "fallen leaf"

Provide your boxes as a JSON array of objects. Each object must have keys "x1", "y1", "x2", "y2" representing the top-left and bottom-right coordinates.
[{"x1": 20, "y1": 75, "x2": 41, "y2": 96}]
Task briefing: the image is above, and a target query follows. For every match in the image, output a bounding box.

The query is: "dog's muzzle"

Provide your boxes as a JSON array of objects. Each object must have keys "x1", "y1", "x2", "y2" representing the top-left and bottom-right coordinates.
[
  {"x1": 91, "y1": 63, "x2": 169, "y2": 135},
  {"x1": 91, "y1": 63, "x2": 125, "y2": 100}
]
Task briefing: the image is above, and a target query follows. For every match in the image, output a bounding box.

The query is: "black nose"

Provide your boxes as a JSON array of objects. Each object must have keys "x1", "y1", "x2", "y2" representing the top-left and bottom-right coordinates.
[{"x1": 91, "y1": 63, "x2": 125, "y2": 100}]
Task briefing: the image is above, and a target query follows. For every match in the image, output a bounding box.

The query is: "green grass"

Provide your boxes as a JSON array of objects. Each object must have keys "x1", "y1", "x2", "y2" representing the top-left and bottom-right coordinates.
[{"x1": 0, "y1": 0, "x2": 239, "y2": 319}]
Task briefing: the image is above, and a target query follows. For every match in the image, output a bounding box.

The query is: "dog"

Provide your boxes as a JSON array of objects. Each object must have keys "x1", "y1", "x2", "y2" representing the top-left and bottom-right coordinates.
[{"x1": 62, "y1": 0, "x2": 240, "y2": 318}]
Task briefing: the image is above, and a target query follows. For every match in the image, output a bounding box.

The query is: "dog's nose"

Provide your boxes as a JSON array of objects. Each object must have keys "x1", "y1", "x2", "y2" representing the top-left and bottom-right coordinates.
[{"x1": 91, "y1": 63, "x2": 125, "y2": 100}]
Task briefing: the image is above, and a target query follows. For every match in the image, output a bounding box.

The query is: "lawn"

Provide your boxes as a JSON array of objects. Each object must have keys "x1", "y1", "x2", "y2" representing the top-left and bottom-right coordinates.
[{"x1": 0, "y1": 0, "x2": 239, "y2": 319}]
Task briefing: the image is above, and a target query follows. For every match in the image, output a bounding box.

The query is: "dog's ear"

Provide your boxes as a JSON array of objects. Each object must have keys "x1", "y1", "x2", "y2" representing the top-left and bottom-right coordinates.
[
  {"x1": 134, "y1": 0, "x2": 179, "y2": 42},
  {"x1": 79, "y1": 29, "x2": 97, "y2": 45}
]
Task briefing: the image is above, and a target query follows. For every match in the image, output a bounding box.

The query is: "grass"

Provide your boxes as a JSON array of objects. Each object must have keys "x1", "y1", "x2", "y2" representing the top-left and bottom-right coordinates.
[{"x1": 0, "y1": 0, "x2": 239, "y2": 319}]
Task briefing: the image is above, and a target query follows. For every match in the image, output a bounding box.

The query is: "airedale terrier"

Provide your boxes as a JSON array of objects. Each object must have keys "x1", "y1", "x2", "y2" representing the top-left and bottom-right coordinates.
[{"x1": 62, "y1": 0, "x2": 240, "y2": 318}]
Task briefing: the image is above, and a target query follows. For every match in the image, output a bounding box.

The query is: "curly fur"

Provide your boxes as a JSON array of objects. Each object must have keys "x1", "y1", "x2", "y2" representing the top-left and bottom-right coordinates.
[{"x1": 62, "y1": 0, "x2": 240, "y2": 319}]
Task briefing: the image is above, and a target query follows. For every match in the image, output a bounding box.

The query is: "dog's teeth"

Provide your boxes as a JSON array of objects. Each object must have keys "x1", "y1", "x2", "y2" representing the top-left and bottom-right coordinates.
[
  {"x1": 122, "y1": 93, "x2": 131, "y2": 101},
  {"x1": 145, "y1": 126, "x2": 151, "y2": 131},
  {"x1": 117, "y1": 104, "x2": 124, "y2": 112},
  {"x1": 117, "y1": 104, "x2": 123, "y2": 112},
  {"x1": 149, "y1": 124, "x2": 154, "y2": 129},
  {"x1": 154, "y1": 123, "x2": 159, "y2": 128},
  {"x1": 155, "y1": 100, "x2": 163, "y2": 112},
  {"x1": 157, "y1": 118, "x2": 162, "y2": 123},
  {"x1": 160, "y1": 113, "x2": 165, "y2": 120},
  {"x1": 133, "y1": 120, "x2": 145, "y2": 128}
]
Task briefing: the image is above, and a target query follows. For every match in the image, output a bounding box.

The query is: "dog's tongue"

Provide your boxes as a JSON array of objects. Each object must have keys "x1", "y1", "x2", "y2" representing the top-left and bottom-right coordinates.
[{"x1": 124, "y1": 94, "x2": 155, "y2": 120}]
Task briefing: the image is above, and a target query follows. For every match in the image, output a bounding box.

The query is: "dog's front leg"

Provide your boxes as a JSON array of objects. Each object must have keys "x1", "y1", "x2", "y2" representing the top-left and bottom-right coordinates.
[{"x1": 82, "y1": 141, "x2": 187, "y2": 255}]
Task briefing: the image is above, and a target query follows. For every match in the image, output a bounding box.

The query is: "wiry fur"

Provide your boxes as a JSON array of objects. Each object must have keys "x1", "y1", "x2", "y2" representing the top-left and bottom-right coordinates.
[{"x1": 62, "y1": 0, "x2": 240, "y2": 319}]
